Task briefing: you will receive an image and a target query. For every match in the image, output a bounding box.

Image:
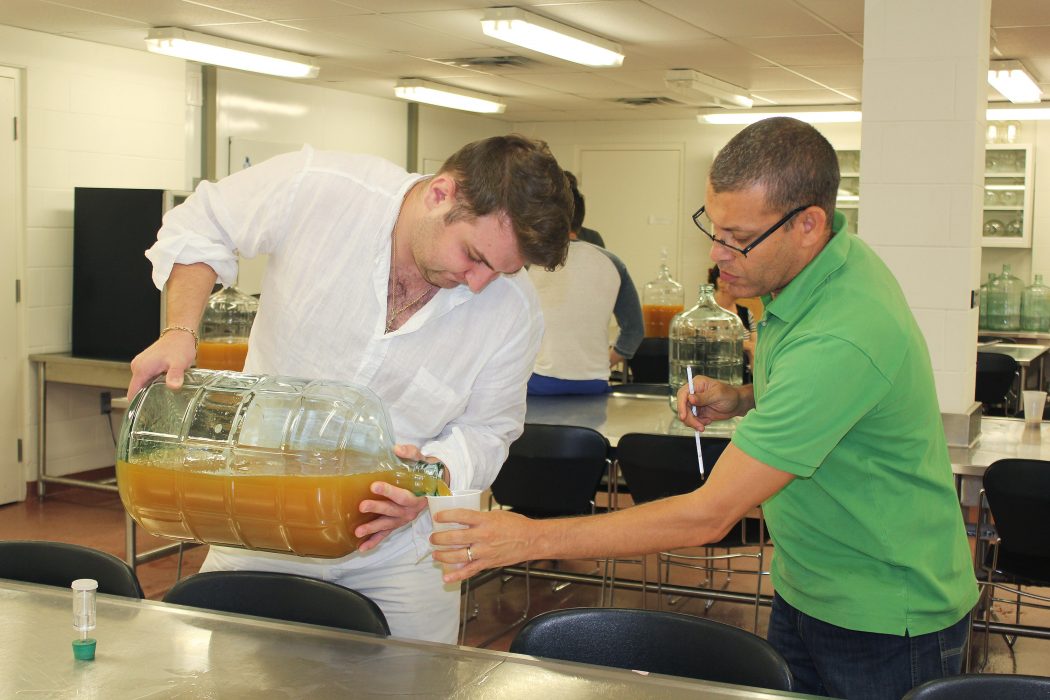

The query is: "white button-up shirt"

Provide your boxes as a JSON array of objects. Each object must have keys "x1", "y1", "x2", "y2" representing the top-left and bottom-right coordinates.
[{"x1": 145, "y1": 145, "x2": 543, "y2": 567}]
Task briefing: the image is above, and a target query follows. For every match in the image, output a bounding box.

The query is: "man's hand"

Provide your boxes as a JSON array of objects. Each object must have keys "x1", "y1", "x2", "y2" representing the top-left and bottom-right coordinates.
[
  {"x1": 127, "y1": 331, "x2": 198, "y2": 398},
  {"x1": 676, "y1": 374, "x2": 746, "y2": 430},
  {"x1": 354, "y1": 444, "x2": 438, "y2": 552},
  {"x1": 430, "y1": 509, "x2": 536, "y2": 583}
]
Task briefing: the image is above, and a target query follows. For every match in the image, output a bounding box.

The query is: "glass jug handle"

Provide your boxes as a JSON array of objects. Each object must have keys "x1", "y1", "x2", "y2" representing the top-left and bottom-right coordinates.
[{"x1": 406, "y1": 459, "x2": 447, "y2": 496}]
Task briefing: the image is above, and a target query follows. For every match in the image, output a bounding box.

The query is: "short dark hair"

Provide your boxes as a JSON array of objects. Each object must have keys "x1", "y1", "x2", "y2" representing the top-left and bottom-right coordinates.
[
  {"x1": 707, "y1": 265, "x2": 720, "y2": 285},
  {"x1": 438, "y1": 134, "x2": 571, "y2": 271},
  {"x1": 710, "y1": 117, "x2": 839, "y2": 228},
  {"x1": 564, "y1": 171, "x2": 586, "y2": 233}
]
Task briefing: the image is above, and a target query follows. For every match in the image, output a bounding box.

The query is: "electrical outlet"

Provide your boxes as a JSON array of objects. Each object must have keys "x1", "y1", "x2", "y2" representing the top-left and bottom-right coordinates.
[{"x1": 100, "y1": 391, "x2": 112, "y2": 415}]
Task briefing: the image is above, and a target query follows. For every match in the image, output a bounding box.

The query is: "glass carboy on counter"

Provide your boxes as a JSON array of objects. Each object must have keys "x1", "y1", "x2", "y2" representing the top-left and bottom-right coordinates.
[
  {"x1": 985, "y1": 265, "x2": 1022, "y2": 331},
  {"x1": 197, "y1": 286, "x2": 259, "y2": 371},
  {"x1": 978, "y1": 272, "x2": 996, "y2": 330},
  {"x1": 116, "y1": 370, "x2": 448, "y2": 559},
  {"x1": 668, "y1": 284, "x2": 745, "y2": 409},
  {"x1": 1022, "y1": 273, "x2": 1050, "y2": 332},
  {"x1": 642, "y1": 248, "x2": 685, "y2": 338}
]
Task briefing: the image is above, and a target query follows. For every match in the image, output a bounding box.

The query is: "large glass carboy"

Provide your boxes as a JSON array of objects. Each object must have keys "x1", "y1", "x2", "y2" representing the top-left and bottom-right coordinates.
[
  {"x1": 1022, "y1": 273, "x2": 1050, "y2": 332},
  {"x1": 197, "y1": 286, "x2": 259, "y2": 371},
  {"x1": 642, "y1": 248, "x2": 684, "y2": 338},
  {"x1": 668, "y1": 284, "x2": 745, "y2": 408},
  {"x1": 116, "y1": 370, "x2": 448, "y2": 558}
]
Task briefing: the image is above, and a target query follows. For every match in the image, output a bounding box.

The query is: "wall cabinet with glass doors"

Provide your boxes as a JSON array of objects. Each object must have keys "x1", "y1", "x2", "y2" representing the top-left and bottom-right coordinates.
[
  {"x1": 982, "y1": 144, "x2": 1034, "y2": 248},
  {"x1": 835, "y1": 150, "x2": 860, "y2": 235}
]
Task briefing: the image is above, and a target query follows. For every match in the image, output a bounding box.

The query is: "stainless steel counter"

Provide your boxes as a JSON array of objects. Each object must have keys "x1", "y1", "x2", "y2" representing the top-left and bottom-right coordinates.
[
  {"x1": 0, "y1": 580, "x2": 811, "y2": 699},
  {"x1": 525, "y1": 390, "x2": 740, "y2": 446},
  {"x1": 527, "y1": 392, "x2": 1050, "y2": 478}
]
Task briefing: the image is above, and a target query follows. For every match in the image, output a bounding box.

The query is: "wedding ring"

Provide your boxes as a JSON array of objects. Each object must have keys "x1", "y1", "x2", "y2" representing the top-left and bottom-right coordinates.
[{"x1": 466, "y1": 545, "x2": 475, "y2": 563}]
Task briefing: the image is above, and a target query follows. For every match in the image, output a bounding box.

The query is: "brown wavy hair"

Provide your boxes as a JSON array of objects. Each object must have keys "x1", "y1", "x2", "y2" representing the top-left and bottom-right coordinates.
[{"x1": 438, "y1": 134, "x2": 572, "y2": 271}]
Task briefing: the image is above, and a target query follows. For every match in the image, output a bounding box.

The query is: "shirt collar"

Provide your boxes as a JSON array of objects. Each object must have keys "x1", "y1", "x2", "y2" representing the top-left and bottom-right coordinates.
[{"x1": 761, "y1": 216, "x2": 849, "y2": 324}]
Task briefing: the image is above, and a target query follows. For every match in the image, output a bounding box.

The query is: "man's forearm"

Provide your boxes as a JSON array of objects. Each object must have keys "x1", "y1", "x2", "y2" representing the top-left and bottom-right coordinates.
[{"x1": 165, "y1": 263, "x2": 218, "y2": 331}]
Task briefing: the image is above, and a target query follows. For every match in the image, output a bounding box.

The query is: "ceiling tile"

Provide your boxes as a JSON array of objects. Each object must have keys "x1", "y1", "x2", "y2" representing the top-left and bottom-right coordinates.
[{"x1": 643, "y1": 0, "x2": 842, "y2": 38}]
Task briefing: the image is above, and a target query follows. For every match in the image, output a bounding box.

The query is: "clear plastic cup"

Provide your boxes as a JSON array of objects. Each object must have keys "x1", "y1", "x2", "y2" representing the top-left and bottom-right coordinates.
[{"x1": 1023, "y1": 390, "x2": 1046, "y2": 425}]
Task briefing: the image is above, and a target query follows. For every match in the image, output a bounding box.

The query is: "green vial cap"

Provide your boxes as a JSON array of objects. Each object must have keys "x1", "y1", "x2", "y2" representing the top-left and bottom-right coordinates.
[{"x1": 72, "y1": 638, "x2": 96, "y2": 660}]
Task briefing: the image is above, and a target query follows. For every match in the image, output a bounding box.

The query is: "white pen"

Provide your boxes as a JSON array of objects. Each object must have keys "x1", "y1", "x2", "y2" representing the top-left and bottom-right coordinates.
[{"x1": 685, "y1": 366, "x2": 706, "y2": 477}]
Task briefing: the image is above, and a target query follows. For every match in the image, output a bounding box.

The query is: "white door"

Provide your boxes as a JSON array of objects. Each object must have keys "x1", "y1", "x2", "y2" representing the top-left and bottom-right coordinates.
[
  {"x1": 578, "y1": 148, "x2": 683, "y2": 299},
  {"x1": 0, "y1": 72, "x2": 22, "y2": 504}
]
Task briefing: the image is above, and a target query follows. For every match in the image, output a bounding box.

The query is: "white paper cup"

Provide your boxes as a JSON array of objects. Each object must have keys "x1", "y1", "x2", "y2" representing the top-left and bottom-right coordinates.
[
  {"x1": 1023, "y1": 390, "x2": 1047, "y2": 425},
  {"x1": 426, "y1": 489, "x2": 482, "y2": 549}
]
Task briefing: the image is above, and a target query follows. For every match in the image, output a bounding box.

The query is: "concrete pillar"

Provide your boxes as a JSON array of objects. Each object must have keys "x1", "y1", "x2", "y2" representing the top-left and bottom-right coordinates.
[{"x1": 859, "y1": 0, "x2": 989, "y2": 442}]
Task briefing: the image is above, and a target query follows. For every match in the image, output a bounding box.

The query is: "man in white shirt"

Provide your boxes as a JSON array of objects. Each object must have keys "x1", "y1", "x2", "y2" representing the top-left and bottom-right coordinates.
[
  {"x1": 527, "y1": 172, "x2": 643, "y2": 394},
  {"x1": 127, "y1": 135, "x2": 572, "y2": 643}
]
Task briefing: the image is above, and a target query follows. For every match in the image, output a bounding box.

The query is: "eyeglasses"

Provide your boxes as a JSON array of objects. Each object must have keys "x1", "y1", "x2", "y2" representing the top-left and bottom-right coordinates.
[{"x1": 692, "y1": 204, "x2": 812, "y2": 257}]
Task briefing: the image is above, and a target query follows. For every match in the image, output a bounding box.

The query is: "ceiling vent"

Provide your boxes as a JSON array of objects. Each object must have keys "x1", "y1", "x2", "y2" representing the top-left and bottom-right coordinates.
[
  {"x1": 442, "y1": 55, "x2": 533, "y2": 69},
  {"x1": 610, "y1": 96, "x2": 684, "y2": 107}
]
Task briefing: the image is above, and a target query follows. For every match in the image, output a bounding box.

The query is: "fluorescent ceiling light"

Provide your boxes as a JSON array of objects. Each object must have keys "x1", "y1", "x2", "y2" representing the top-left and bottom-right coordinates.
[
  {"x1": 988, "y1": 60, "x2": 1042, "y2": 104},
  {"x1": 481, "y1": 7, "x2": 624, "y2": 67},
  {"x1": 699, "y1": 107, "x2": 862, "y2": 125},
  {"x1": 987, "y1": 106, "x2": 1050, "y2": 120},
  {"x1": 700, "y1": 103, "x2": 1050, "y2": 126},
  {"x1": 665, "y1": 69, "x2": 753, "y2": 108},
  {"x1": 146, "y1": 27, "x2": 319, "y2": 78},
  {"x1": 394, "y1": 79, "x2": 506, "y2": 114}
]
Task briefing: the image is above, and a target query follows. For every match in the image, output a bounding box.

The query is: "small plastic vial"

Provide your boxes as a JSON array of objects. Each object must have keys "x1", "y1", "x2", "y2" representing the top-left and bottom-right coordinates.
[{"x1": 71, "y1": 578, "x2": 98, "y2": 660}]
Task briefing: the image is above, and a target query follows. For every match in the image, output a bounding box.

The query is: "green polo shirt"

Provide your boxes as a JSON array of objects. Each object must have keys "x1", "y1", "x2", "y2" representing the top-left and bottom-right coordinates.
[{"x1": 732, "y1": 228, "x2": 978, "y2": 635}]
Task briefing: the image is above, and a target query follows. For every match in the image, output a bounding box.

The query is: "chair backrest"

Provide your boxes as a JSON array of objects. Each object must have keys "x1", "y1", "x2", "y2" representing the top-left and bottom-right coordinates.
[
  {"x1": 615, "y1": 433, "x2": 731, "y2": 504},
  {"x1": 0, "y1": 539, "x2": 143, "y2": 598},
  {"x1": 902, "y1": 673, "x2": 1050, "y2": 699},
  {"x1": 983, "y1": 459, "x2": 1050, "y2": 561},
  {"x1": 510, "y1": 607, "x2": 792, "y2": 691},
  {"x1": 627, "y1": 337, "x2": 669, "y2": 383},
  {"x1": 489, "y1": 424, "x2": 610, "y2": 519},
  {"x1": 975, "y1": 352, "x2": 1019, "y2": 405},
  {"x1": 162, "y1": 571, "x2": 390, "y2": 635}
]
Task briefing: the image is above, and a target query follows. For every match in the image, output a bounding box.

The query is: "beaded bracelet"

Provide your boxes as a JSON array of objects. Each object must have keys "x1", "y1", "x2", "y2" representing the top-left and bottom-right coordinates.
[{"x1": 160, "y1": 325, "x2": 199, "y2": 349}]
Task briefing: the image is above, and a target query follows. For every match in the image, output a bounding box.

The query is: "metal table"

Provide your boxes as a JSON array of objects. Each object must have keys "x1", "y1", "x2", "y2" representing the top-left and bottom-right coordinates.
[
  {"x1": 0, "y1": 580, "x2": 813, "y2": 699},
  {"x1": 981, "y1": 342, "x2": 1050, "y2": 412},
  {"x1": 523, "y1": 393, "x2": 1050, "y2": 637},
  {"x1": 525, "y1": 389, "x2": 741, "y2": 446},
  {"x1": 28, "y1": 353, "x2": 179, "y2": 572}
]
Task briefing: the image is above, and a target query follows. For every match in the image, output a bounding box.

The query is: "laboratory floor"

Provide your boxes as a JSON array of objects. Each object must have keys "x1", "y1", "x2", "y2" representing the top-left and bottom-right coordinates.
[{"x1": 1, "y1": 472, "x2": 1047, "y2": 676}]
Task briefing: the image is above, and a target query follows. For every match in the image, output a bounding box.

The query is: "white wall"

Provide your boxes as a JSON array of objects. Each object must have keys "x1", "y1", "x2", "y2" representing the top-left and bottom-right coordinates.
[
  {"x1": 416, "y1": 104, "x2": 507, "y2": 172},
  {"x1": 511, "y1": 118, "x2": 862, "y2": 301},
  {"x1": 0, "y1": 24, "x2": 187, "y2": 480},
  {"x1": 213, "y1": 69, "x2": 411, "y2": 293}
]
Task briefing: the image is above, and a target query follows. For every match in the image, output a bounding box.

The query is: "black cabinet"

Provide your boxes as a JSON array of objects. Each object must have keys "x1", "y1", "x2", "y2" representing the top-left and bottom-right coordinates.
[{"x1": 72, "y1": 188, "x2": 188, "y2": 361}]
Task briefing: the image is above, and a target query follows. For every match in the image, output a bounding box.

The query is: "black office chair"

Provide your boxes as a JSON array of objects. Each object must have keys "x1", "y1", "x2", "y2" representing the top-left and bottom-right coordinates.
[
  {"x1": 510, "y1": 607, "x2": 793, "y2": 692},
  {"x1": 903, "y1": 673, "x2": 1050, "y2": 699},
  {"x1": 614, "y1": 434, "x2": 767, "y2": 631},
  {"x1": 0, "y1": 539, "x2": 144, "y2": 598},
  {"x1": 975, "y1": 351, "x2": 1020, "y2": 416},
  {"x1": 972, "y1": 458, "x2": 1050, "y2": 667},
  {"x1": 162, "y1": 571, "x2": 390, "y2": 635},
  {"x1": 474, "y1": 424, "x2": 611, "y2": 644},
  {"x1": 626, "y1": 337, "x2": 669, "y2": 383}
]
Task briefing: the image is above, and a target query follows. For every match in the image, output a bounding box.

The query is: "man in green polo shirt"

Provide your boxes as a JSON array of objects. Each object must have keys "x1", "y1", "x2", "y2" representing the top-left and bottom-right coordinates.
[{"x1": 432, "y1": 117, "x2": 978, "y2": 699}]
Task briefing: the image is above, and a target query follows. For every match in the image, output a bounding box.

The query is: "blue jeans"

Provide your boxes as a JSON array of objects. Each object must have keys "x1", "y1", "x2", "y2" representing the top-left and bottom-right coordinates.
[{"x1": 767, "y1": 593, "x2": 969, "y2": 699}]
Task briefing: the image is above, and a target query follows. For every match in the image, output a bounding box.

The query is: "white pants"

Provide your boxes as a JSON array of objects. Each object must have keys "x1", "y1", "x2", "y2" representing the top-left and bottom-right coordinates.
[{"x1": 199, "y1": 535, "x2": 462, "y2": 644}]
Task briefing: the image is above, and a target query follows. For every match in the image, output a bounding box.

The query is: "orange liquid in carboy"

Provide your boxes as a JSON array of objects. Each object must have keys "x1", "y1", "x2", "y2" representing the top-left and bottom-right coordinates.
[
  {"x1": 196, "y1": 341, "x2": 249, "y2": 371},
  {"x1": 643, "y1": 304, "x2": 684, "y2": 337},
  {"x1": 117, "y1": 458, "x2": 449, "y2": 558}
]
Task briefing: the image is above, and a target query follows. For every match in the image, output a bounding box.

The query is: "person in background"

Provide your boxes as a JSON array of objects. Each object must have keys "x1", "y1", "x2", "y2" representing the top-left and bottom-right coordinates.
[
  {"x1": 709, "y1": 264, "x2": 757, "y2": 381},
  {"x1": 564, "y1": 173, "x2": 606, "y2": 247},
  {"x1": 433, "y1": 117, "x2": 978, "y2": 699},
  {"x1": 576, "y1": 225, "x2": 605, "y2": 247},
  {"x1": 126, "y1": 134, "x2": 572, "y2": 644},
  {"x1": 527, "y1": 172, "x2": 644, "y2": 395}
]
